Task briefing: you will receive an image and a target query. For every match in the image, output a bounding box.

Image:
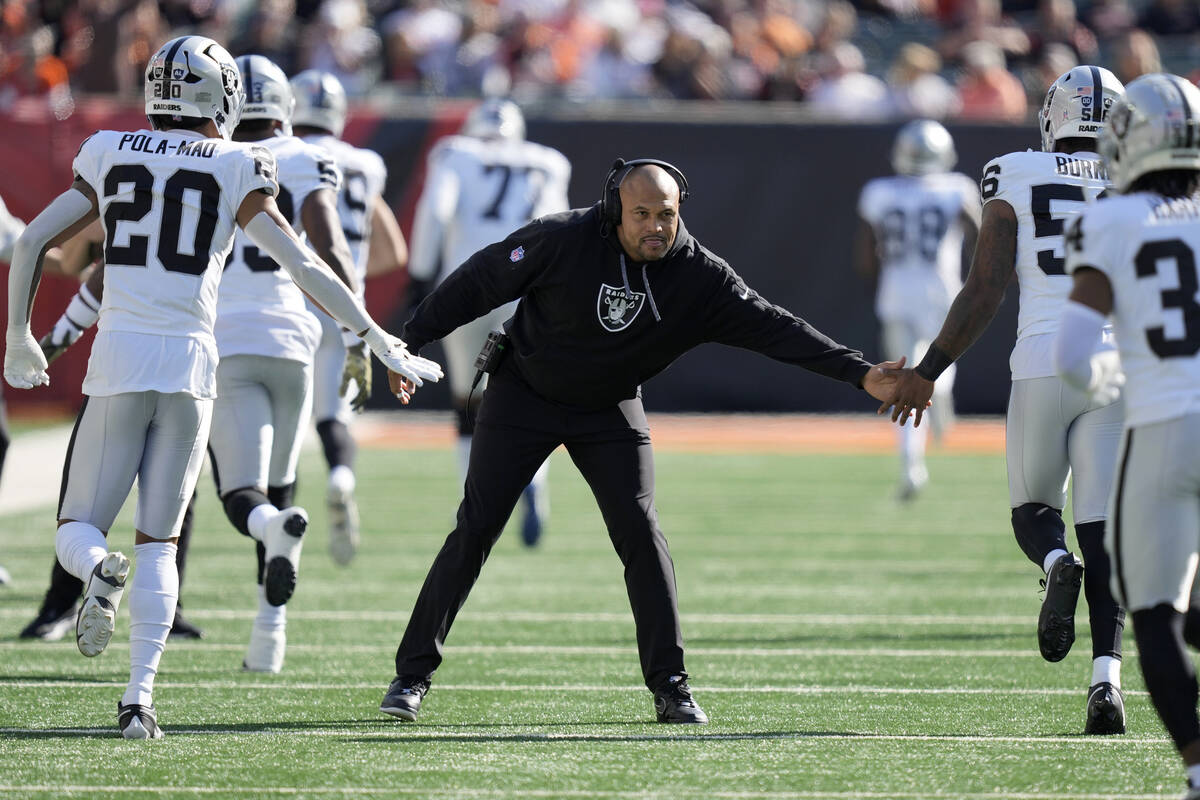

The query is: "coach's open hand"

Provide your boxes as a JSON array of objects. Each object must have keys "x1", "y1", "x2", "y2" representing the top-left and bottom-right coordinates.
[
  {"x1": 878, "y1": 368, "x2": 935, "y2": 428},
  {"x1": 388, "y1": 372, "x2": 418, "y2": 404}
]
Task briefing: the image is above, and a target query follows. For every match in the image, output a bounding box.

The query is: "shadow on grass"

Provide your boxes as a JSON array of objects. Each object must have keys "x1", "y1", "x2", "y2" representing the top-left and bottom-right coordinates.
[
  {"x1": 0, "y1": 674, "x2": 119, "y2": 684},
  {"x1": 687, "y1": 630, "x2": 1022, "y2": 646}
]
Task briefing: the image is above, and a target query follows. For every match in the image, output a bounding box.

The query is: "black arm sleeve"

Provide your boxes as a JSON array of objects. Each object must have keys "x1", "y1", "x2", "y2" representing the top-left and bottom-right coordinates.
[
  {"x1": 401, "y1": 219, "x2": 553, "y2": 352},
  {"x1": 702, "y1": 262, "x2": 872, "y2": 387}
]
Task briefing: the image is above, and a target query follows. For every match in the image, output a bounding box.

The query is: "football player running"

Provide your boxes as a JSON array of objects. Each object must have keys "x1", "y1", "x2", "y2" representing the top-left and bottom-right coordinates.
[
  {"x1": 1057, "y1": 73, "x2": 1200, "y2": 798},
  {"x1": 289, "y1": 70, "x2": 408, "y2": 566},
  {"x1": 408, "y1": 98, "x2": 571, "y2": 545},
  {"x1": 3, "y1": 35, "x2": 440, "y2": 739},
  {"x1": 887, "y1": 66, "x2": 1129, "y2": 734},
  {"x1": 213, "y1": 54, "x2": 360, "y2": 673},
  {"x1": 23, "y1": 224, "x2": 207, "y2": 641},
  {"x1": 854, "y1": 119, "x2": 980, "y2": 500}
]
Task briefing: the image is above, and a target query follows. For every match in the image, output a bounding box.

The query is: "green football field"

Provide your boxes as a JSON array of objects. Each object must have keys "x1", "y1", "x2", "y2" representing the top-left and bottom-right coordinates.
[{"x1": 0, "y1": 421, "x2": 1188, "y2": 799}]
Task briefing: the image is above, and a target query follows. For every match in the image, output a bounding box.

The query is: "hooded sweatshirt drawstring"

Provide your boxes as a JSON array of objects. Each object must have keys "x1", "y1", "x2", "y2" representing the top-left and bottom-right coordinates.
[
  {"x1": 641, "y1": 263, "x2": 661, "y2": 322},
  {"x1": 619, "y1": 254, "x2": 662, "y2": 323}
]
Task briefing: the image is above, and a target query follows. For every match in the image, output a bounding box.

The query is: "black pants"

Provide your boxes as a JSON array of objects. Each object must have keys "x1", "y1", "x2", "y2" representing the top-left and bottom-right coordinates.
[{"x1": 394, "y1": 362, "x2": 686, "y2": 690}]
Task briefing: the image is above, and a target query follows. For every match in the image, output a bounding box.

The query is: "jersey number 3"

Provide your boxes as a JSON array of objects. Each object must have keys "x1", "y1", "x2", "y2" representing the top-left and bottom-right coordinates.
[
  {"x1": 1135, "y1": 238, "x2": 1200, "y2": 358},
  {"x1": 103, "y1": 164, "x2": 221, "y2": 276}
]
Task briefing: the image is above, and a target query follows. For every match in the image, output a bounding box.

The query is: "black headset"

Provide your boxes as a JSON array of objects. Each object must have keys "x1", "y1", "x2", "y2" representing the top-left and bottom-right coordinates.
[{"x1": 600, "y1": 158, "x2": 690, "y2": 228}]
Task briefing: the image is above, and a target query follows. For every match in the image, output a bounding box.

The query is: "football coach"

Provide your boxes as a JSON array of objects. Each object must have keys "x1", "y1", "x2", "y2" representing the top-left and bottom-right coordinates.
[{"x1": 380, "y1": 158, "x2": 905, "y2": 724}]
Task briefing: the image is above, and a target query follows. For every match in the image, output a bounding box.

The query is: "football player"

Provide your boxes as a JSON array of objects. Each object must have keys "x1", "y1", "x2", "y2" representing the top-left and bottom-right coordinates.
[
  {"x1": 886, "y1": 66, "x2": 1129, "y2": 734},
  {"x1": 23, "y1": 225, "x2": 207, "y2": 642},
  {"x1": 855, "y1": 119, "x2": 980, "y2": 500},
  {"x1": 289, "y1": 70, "x2": 408, "y2": 566},
  {"x1": 4, "y1": 35, "x2": 439, "y2": 739},
  {"x1": 1058, "y1": 73, "x2": 1200, "y2": 798},
  {"x1": 215, "y1": 54, "x2": 357, "y2": 672},
  {"x1": 408, "y1": 98, "x2": 571, "y2": 545}
]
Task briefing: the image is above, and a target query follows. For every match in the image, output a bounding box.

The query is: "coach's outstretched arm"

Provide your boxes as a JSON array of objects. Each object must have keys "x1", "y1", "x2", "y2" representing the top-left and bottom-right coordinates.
[
  {"x1": 236, "y1": 188, "x2": 442, "y2": 398},
  {"x1": 886, "y1": 198, "x2": 1017, "y2": 427},
  {"x1": 5, "y1": 179, "x2": 100, "y2": 389}
]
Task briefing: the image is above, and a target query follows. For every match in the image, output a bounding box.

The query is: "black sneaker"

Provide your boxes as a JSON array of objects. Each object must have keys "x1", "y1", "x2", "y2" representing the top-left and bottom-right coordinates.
[
  {"x1": 1084, "y1": 682, "x2": 1126, "y2": 735},
  {"x1": 168, "y1": 609, "x2": 204, "y2": 640},
  {"x1": 1038, "y1": 553, "x2": 1084, "y2": 662},
  {"x1": 117, "y1": 702, "x2": 164, "y2": 739},
  {"x1": 653, "y1": 675, "x2": 709, "y2": 724},
  {"x1": 19, "y1": 600, "x2": 79, "y2": 640},
  {"x1": 380, "y1": 675, "x2": 430, "y2": 721}
]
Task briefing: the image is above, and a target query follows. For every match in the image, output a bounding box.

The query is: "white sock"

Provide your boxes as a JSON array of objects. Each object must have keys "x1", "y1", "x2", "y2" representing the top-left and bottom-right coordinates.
[
  {"x1": 246, "y1": 504, "x2": 278, "y2": 542},
  {"x1": 527, "y1": 458, "x2": 550, "y2": 515},
  {"x1": 328, "y1": 464, "x2": 355, "y2": 494},
  {"x1": 1091, "y1": 655, "x2": 1121, "y2": 688},
  {"x1": 122, "y1": 541, "x2": 178, "y2": 708},
  {"x1": 1187, "y1": 763, "x2": 1200, "y2": 789},
  {"x1": 456, "y1": 436, "x2": 472, "y2": 483},
  {"x1": 55, "y1": 521, "x2": 108, "y2": 581},
  {"x1": 255, "y1": 584, "x2": 286, "y2": 631},
  {"x1": 1043, "y1": 548, "x2": 1069, "y2": 575}
]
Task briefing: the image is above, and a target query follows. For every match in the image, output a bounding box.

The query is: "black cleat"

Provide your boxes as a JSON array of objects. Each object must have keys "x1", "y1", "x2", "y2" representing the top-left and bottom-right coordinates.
[
  {"x1": 168, "y1": 609, "x2": 204, "y2": 640},
  {"x1": 653, "y1": 675, "x2": 709, "y2": 724},
  {"x1": 117, "y1": 702, "x2": 164, "y2": 739},
  {"x1": 1038, "y1": 553, "x2": 1084, "y2": 662},
  {"x1": 19, "y1": 600, "x2": 79, "y2": 640},
  {"x1": 380, "y1": 675, "x2": 430, "y2": 721},
  {"x1": 1084, "y1": 682, "x2": 1126, "y2": 735}
]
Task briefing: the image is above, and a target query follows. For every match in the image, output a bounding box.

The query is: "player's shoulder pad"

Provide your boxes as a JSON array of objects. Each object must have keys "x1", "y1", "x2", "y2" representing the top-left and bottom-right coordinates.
[
  {"x1": 981, "y1": 150, "x2": 1053, "y2": 202},
  {"x1": 1064, "y1": 195, "x2": 1146, "y2": 273},
  {"x1": 293, "y1": 139, "x2": 342, "y2": 188},
  {"x1": 242, "y1": 142, "x2": 279, "y2": 196}
]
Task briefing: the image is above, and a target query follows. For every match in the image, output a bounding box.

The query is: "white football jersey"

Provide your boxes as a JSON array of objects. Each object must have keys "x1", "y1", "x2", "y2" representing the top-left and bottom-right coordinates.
[
  {"x1": 299, "y1": 133, "x2": 386, "y2": 290},
  {"x1": 408, "y1": 135, "x2": 571, "y2": 285},
  {"x1": 72, "y1": 128, "x2": 276, "y2": 397},
  {"x1": 0, "y1": 194, "x2": 26, "y2": 263},
  {"x1": 982, "y1": 149, "x2": 1112, "y2": 379},
  {"x1": 1067, "y1": 193, "x2": 1200, "y2": 427},
  {"x1": 857, "y1": 172, "x2": 979, "y2": 325},
  {"x1": 217, "y1": 134, "x2": 339, "y2": 364}
]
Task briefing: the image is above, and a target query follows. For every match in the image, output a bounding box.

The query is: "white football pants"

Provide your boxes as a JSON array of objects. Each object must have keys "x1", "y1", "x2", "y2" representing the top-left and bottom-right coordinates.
[
  {"x1": 208, "y1": 355, "x2": 313, "y2": 494},
  {"x1": 59, "y1": 391, "x2": 211, "y2": 539},
  {"x1": 1006, "y1": 375, "x2": 1123, "y2": 524}
]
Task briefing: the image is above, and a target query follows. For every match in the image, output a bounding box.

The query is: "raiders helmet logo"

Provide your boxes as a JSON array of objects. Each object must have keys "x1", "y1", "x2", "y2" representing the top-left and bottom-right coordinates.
[{"x1": 596, "y1": 284, "x2": 645, "y2": 332}]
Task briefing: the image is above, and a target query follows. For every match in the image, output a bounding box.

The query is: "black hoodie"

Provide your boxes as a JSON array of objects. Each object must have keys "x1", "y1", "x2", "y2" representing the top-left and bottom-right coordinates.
[{"x1": 403, "y1": 203, "x2": 872, "y2": 409}]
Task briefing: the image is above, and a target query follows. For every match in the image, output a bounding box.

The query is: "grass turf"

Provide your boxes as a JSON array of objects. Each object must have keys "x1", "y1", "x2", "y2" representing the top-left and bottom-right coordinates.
[{"x1": 0, "y1": 434, "x2": 1187, "y2": 799}]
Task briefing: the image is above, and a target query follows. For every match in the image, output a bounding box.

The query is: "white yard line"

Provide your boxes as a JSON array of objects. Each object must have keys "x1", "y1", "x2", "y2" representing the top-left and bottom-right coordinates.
[
  {"x1": 0, "y1": 681, "x2": 1148, "y2": 696},
  {"x1": 0, "y1": 729, "x2": 1167, "y2": 746},
  {"x1": 0, "y1": 641, "x2": 1066, "y2": 657},
  {"x1": 0, "y1": 788, "x2": 1177, "y2": 800},
  {"x1": 0, "y1": 608, "x2": 1039, "y2": 626}
]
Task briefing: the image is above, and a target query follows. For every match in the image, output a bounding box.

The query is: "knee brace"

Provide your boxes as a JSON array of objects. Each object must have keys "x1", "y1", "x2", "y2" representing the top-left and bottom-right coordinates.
[
  {"x1": 316, "y1": 419, "x2": 356, "y2": 470},
  {"x1": 1011, "y1": 503, "x2": 1067, "y2": 569},
  {"x1": 1132, "y1": 604, "x2": 1200, "y2": 752},
  {"x1": 1076, "y1": 521, "x2": 1125, "y2": 659},
  {"x1": 221, "y1": 487, "x2": 271, "y2": 538},
  {"x1": 267, "y1": 482, "x2": 295, "y2": 511}
]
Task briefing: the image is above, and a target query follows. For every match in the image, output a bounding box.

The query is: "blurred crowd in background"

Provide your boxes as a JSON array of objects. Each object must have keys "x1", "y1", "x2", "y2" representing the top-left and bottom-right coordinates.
[{"x1": 1, "y1": 0, "x2": 1197, "y2": 121}]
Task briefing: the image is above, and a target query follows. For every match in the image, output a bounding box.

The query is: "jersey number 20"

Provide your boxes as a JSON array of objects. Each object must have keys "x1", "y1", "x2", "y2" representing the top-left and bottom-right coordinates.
[{"x1": 103, "y1": 164, "x2": 221, "y2": 276}]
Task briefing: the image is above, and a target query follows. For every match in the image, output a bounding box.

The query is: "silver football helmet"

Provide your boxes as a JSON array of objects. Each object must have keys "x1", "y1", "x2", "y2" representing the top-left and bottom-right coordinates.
[
  {"x1": 1100, "y1": 73, "x2": 1200, "y2": 193},
  {"x1": 462, "y1": 98, "x2": 525, "y2": 141},
  {"x1": 891, "y1": 119, "x2": 956, "y2": 176},
  {"x1": 145, "y1": 35, "x2": 244, "y2": 140},
  {"x1": 1039, "y1": 65, "x2": 1125, "y2": 152},
  {"x1": 237, "y1": 55, "x2": 294, "y2": 134},
  {"x1": 290, "y1": 70, "x2": 347, "y2": 138}
]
